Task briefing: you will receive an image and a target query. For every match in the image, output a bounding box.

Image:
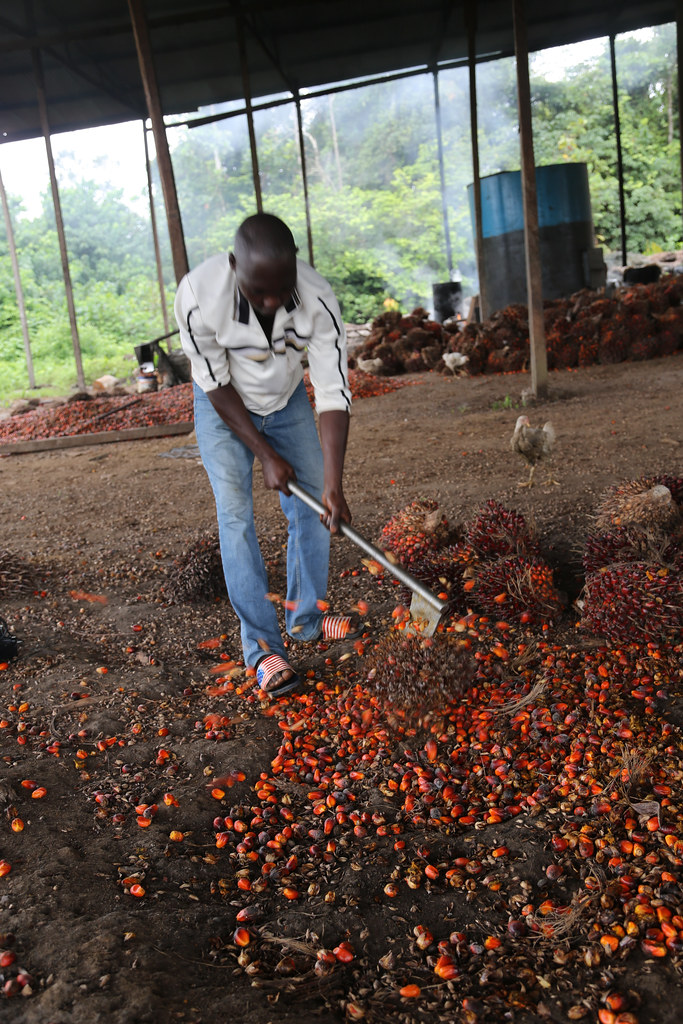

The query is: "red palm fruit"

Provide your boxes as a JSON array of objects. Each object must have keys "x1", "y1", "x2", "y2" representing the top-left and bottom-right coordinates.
[
  {"x1": 379, "y1": 499, "x2": 450, "y2": 567},
  {"x1": 467, "y1": 555, "x2": 562, "y2": 624},
  {"x1": 582, "y1": 561, "x2": 682, "y2": 645},
  {"x1": 466, "y1": 499, "x2": 539, "y2": 559}
]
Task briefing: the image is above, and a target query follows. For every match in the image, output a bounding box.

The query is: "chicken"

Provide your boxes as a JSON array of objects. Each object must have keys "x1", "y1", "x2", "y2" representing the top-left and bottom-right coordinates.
[
  {"x1": 356, "y1": 356, "x2": 384, "y2": 375},
  {"x1": 442, "y1": 351, "x2": 469, "y2": 374},
  {"x1": 511, "y1": 415, "x2": 556, "y2": 487}
]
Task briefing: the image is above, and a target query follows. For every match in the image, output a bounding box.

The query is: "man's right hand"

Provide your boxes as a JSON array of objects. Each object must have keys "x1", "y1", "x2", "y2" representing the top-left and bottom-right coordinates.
[
  {"x1": 208, "y1": 382, "x2": 295, "y2": 494},
  {"x1": 262, "y1": 452, "x2": 296, "y2": 493}
]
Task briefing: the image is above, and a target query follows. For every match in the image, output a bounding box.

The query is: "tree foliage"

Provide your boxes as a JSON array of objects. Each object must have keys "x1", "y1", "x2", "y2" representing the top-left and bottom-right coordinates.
[{"x1": 0, "y1": 24, "x2": 680, "y2": 399}]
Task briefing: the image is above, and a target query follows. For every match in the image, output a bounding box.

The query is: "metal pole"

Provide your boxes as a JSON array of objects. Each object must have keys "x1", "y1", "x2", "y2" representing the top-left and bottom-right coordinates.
[
  {"x1": 610, "y1": 35, "x2": 628, "y2": 267},
  {"x1": 432, "y1": 69, "x2": 453, "y2": 278},
  {"x1": 32, "y1": 49, "x2": 86, "y2": 391},
  {"x1": 236, "y1": 15, "x2": 263, "y2": 212},
  {"x1": 128, "y1": 0, "x2": 189, "y2": 283},
  {"x1": 295, "y1": 94, "x2": 315, "y2": 266},
  {"x1": 466, "y1": 1, "x2": 487, "y2": 320},
  {"x1": 512, "y1": 0, "x2": 547, "y2": 399},
  {"x1": 0, "y1": 164, "x2": 36, "y2": 388},
  {"x1": 287, "y1": 481, "x2": 447, "y2": 616},
  {"x1": 328, "y1": 94, "x2": 343, "y2": 191},
  {"x1": 143, "y1": 121, "x2": 170, "y2": 338}
]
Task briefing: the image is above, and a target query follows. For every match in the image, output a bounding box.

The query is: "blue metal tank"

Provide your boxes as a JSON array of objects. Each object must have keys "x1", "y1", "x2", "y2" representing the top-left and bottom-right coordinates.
[{"x1": 467, "y1": 163, "x2": 599, "y2": 313}]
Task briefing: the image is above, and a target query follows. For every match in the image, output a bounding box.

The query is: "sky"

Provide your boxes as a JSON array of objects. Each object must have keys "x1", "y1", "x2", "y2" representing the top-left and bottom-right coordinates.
[
  {"x1": 530, "y1": 37, "x2": 607, "y2": 80},
  {"x1": 0, "y1": 120, "x2": 151, "y2": 219},
  {"x1": 0, "y1": 33, "x2": 645, "y2": 221}
]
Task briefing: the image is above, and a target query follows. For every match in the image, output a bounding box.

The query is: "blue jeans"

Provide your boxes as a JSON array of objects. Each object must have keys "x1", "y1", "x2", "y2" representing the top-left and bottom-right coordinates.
[{"x1": 193, "y1": 380, "x2": 330, "y2": 667}]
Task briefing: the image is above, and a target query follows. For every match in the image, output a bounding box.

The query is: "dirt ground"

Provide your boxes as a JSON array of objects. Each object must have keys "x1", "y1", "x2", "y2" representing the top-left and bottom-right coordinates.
[{"x1": 0, "y1": 354, "x2": 682, "y2": 1024}]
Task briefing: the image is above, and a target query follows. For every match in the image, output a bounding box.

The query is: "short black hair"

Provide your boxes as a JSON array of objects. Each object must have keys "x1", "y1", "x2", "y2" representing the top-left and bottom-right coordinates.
[{"x1": 234, "y1": 213, "x2": 297, "y2": 262}]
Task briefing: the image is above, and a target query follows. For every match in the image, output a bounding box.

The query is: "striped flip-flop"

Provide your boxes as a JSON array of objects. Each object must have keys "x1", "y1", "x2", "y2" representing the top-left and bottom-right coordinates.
[
  {"x1": 255, "y1": 654, "x2": 300, "y2": 696},
  {"x1": 320, "y1": 613, "x2": 363, "y2": 641}
]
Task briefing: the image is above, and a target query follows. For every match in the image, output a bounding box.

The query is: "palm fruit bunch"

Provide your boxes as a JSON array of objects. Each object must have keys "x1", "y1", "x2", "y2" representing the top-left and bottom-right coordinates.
[
  {"x1": 453, "y1": 324, "x2": 492, "y2": 375},
  {"x1": 585, "y1": 476, "x2": 682, "y2": 573},
  {"x1": 655, "y1": 306, "x2": 683, "y2": 353},
  {"x1": 466, "y1": 499, "x2": 539, "y2": 559},
  {"x1": 365, "y1": 632, "x2": 475, "y2": 714},
  {"x1": 658, "y1": 474, "x2": 683, "y2": 505},
  {"x1": 164, "y1": 533, "x2": 227, "y2": 604},
  {"x1": 630, "y1": 333, "x2": 661, "y2": 361},
  {"x1": 0, "y1": 549, "x2": 38, "y2": 597},
  {"x1": 583, "y1": 526, "x2": 680, "y2": 573},
  {"x1": 594, "y1": 476, "x2": 682, "y2": 532},
  {"x1": 486, "y1": 347, "x2": 527, "y2": 374},
  {"x1": 379, "y1": 498, "x2": 451, "y2": 568},
  {"x1": 350, "y1": 307, "x2": 448, "y2": 376},
  {"x1": 581, "y1": 561, "x2": 682, "y2": 645},
  {"x1": 397, "y1": 542, "x2": 477, "y2": 613},
  {"x1": 463, "y1": 555, "x2": 563, "y2": 624},
  {"x1": 597, "y1": 317, "x2": 631, "y2": 365}
]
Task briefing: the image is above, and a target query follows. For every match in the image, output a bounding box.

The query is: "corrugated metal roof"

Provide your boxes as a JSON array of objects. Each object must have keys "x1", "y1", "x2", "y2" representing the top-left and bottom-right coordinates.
[{"x1": 0, "y1": 0, "x2": 677, "y2": 143}]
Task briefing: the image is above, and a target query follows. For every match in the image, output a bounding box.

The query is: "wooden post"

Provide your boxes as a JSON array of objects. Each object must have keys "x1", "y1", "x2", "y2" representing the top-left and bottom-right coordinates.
[
  {"x1": 432, "y1": 69, "x2": 454, "y2": 278},
  {"x1": 466, "y1": 1, "x2": 487, "y2": 320},
  {"x1": 295, "y1": 94, "x2": 315, "y2": 266},
  {"x1": 143, "y1": 121, "x2": 170, "y2": 338},
  {"x1": 609, "y1": 35, "x2": 628, "y2": 267},
  {"x1": 0, "y1": 165, "x2": 36, "y2": 388},
  {"x1": 32, "y1": 49, "x2": 86, "y2": 391},
  {"x1": 128, "y1": 0, "x2": 189, "y2": 284},
  {"x1": 236, "y1": 15, "x2": 263, "y2": 212},
  {"x1": 512, "y1": 0, "x2": 547, "y2": 399}
]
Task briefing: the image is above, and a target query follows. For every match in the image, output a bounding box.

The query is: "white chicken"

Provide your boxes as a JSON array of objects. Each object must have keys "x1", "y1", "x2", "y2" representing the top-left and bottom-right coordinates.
[
  {"x1": 356, "y1": 356, "x2": 385, "y2": 375},
  {"x1": 511, "y1": 415, "x2": 556, "y2": 487},
  {"x1": 442, "y1": 351, "x2": 469, "y2": 374}
]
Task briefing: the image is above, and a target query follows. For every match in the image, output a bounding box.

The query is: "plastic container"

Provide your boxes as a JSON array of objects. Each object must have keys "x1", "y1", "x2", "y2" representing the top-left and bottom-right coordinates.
[{"x1": 467, "y1": 163, "x2": 597, "y2": 313}]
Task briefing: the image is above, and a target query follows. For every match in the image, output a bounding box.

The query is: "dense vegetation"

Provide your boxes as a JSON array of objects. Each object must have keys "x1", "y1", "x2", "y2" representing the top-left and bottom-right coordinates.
[{"x1": 0, "y1": 25, "x2": 679, "y2": 402}]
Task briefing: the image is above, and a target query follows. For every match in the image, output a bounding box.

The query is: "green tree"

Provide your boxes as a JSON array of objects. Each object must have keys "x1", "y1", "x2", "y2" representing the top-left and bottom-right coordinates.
[
  {"x1": 530, "y1": 26, "x2": 681, "y2": 252},
  {"x1": 1, "y1": 22, "x2": 681, "y2": 403}
]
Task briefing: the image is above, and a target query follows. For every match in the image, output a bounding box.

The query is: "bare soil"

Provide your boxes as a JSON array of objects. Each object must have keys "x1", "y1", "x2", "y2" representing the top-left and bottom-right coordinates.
[{"x1": 0, "y1": 354, "x2": 681, "y2": 1024}]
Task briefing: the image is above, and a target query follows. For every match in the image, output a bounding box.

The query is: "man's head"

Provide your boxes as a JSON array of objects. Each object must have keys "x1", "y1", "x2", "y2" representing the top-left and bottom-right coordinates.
[{"x1": 229, "y1": 213, "x2": 298, "y2": 316}]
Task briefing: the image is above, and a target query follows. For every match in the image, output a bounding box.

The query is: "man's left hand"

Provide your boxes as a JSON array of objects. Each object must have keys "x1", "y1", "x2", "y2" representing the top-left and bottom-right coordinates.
[{"x1": 321, "y1": 484, "x2": 351, "y2": 535}]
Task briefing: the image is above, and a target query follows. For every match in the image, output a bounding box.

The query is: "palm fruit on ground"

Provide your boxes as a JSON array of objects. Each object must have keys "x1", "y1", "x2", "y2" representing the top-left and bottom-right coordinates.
[
  {"x1": 464, "y1": 554, "x2": 563, "y2": 625},
  {"x1": 581, "y1": 561, "x2": 682, "y2": 646},
  {"x1": 466, "y1": 499, "x2": 539, "y2": 560},
  {"x1": 379, "y1": 498, "x2": 451, "y2": 568},
  {"x1": 164, "y1": 533, "x2": 227, "y2": 604},
  {"x1": 365, "y1": 631, "x2": 475, "y2": 713}
]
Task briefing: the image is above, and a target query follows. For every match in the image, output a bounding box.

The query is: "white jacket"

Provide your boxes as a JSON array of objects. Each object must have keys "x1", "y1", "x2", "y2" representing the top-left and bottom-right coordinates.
[{"x1": 174, "y1": 254, "x2": 351, "y2": 417}]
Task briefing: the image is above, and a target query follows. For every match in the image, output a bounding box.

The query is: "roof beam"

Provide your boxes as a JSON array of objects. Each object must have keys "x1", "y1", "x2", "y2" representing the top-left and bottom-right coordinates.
[{"x1": 0, "y1": 12, "x2": 141, "y2": 117}]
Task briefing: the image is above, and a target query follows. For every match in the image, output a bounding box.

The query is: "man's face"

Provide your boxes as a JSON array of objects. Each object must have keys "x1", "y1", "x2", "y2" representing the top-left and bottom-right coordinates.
[{"x1": 230, "y1": 252, "x2": 296, "y2": 317}]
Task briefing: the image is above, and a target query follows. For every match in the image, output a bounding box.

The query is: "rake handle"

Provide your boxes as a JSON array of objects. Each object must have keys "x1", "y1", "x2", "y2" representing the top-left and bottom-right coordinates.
[{"x1": 287, "y1": 480, "x2": 447, "y2": 615}]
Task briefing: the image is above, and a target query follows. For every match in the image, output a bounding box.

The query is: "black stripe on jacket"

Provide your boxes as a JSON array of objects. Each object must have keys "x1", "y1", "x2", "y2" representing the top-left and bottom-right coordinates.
[
  {"x1": 186, "y1": 307, "x2": 217, "y2": 384},
  {"x1": 317, "y1": 296, "x2": 350, "y2": 411}
]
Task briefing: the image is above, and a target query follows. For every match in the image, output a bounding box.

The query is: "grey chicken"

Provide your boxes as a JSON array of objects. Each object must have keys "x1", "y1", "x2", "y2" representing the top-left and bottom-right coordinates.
[{"x1": 511, "y1": 415, "x2": 556, "y2": 487}]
